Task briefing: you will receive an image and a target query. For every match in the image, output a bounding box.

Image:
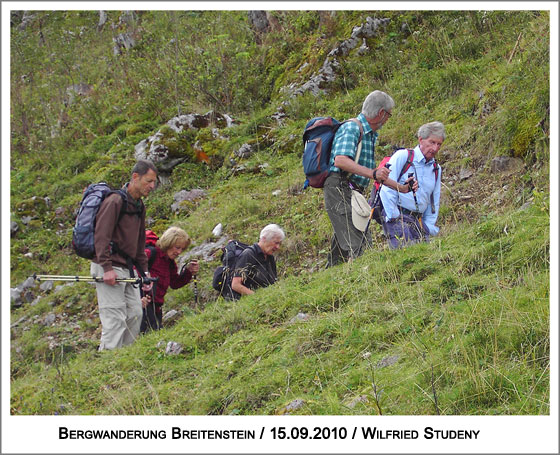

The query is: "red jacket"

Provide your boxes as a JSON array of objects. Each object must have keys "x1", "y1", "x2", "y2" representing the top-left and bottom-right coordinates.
[{"x1": 146, "y1": 245, "x2": 192, "y2": 305}]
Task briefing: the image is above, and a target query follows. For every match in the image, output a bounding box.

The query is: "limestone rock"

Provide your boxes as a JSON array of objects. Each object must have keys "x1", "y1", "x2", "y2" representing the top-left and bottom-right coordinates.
[
  {"x1": 166, "y1": 341, "x2": 183, "y2": 355},
  {"x1": 162, "y1": 309, "x2": 181, "y2": 324},
  {"x1": 170, "y1": 189, "x2": 206, "y2": 214},
  {"x1": 289, "y1": 312, "x2": 310, "y2": 324},
  {"x1": 11, "y1": 221, "x2": 19, "y2": 237},
  {"x1": 212, "y1": 223, "x2": 223, "y2": 237},
  {"x1": 490, "y1": 156, "x2": 524, "y2": 173},
  {"x1": 377, "y1": 355, "x2": 399, "y2": 368},
  {"x1": 279, "y1": 399, "x2": 305, "y2": 415}
]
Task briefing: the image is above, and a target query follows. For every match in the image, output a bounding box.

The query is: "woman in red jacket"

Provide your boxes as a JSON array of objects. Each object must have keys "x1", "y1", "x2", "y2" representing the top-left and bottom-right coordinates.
[{"x1": 141, "y1": 227, "x2": 199, "y2": 332}]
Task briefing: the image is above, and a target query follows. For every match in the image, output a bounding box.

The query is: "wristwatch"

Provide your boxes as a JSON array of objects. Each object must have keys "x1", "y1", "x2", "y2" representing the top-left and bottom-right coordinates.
[{"x1": 372, "y1": 169, "x2": 378, "y2": 181}]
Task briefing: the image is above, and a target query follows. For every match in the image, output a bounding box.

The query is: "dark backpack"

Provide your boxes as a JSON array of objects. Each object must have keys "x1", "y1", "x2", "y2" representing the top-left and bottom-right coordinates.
[
  {"x1": 212, "y1": 240, "x2": 251, "y2": 300},
  {"x1": 72, "y1": 183, "x2": 139, "y2": 260},
  {"x1": 369, "y1": 149, "x2": 439, "y2": 224},
  {"x1": 302, "y1": 117, "x2": 363, "y2": 189}
]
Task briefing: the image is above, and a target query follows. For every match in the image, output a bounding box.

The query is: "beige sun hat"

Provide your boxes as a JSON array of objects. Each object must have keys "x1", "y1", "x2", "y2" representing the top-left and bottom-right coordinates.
[{"x1": 351, "y1": 190, "x2": 371, "y2": 232}]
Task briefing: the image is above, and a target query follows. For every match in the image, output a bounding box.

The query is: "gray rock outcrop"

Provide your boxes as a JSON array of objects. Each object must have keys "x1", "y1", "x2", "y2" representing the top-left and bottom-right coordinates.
[
  {"x1": 170, "y1": 189, "x2": 207, "y2": 214},
  {"x1": 134, "y1": 111, "x2": 234, "y2": 178},
  {"x1": 490, "y1": 156, "x2": 524, "y2": 173}
]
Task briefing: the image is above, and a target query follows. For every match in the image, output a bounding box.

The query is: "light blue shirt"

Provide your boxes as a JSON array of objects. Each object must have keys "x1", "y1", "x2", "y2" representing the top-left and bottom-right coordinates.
[{"x1": 379, "y1": 146, "x2": 441, "y2": 235}]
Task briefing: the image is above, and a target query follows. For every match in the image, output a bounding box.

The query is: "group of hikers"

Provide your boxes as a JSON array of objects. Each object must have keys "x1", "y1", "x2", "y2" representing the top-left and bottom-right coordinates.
[
  {"x1": 90, "y1": 89, "x2": 444, "y2": 351},
  {"x1": 323, "y1": 90, "x2": 443, "y2": 264}
]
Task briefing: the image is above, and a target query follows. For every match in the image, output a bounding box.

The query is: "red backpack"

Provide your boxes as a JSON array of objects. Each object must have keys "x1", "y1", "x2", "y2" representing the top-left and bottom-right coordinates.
[{"x1": 145, "y1": 230, "x2": 159, "y2": 270}]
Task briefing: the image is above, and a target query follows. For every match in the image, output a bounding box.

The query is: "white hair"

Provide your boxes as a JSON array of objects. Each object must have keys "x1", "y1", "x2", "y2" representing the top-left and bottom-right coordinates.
[
  {"x1": 260, "y1": 224, "x2": 285, "y2": 241},
  {"x1": 417, "y1": 121, "x2": 446, "y2": 140}
]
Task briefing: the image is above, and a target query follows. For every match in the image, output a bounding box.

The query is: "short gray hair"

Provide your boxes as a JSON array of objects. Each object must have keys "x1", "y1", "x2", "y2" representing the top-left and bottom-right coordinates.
[
  {"x1": 132, "y1": 159, "x2": 157, "y2": 177},
  {"x1": 417, "y1": 121, "x2": 446, "y2": 140},
  {"x1": 361, "y1": 90, "x2": 395, "y2": 118},
  {"x1": 260, "y1": 224, "x2": 285, "y2": 241}
]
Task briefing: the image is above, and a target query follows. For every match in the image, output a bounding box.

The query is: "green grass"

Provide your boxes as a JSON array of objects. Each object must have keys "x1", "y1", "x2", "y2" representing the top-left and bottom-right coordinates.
[
  {"x1": 9, "y1": 9, "x2": 550, "y2": 417},
  {"x1": 10, "y1": 205, "x2": 549, "y2": 415}
]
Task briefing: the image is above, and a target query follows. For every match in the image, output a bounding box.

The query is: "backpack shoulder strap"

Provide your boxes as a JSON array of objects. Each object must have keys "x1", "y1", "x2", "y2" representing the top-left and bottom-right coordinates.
[
  {"x1": 347, "y1": 118, "x2": 364, "y2": 143},
  {"x1": 146, "y1": 245, "x2": 158, "y2": 270},
  {"x1": 346, "y1": 118, "x2": 364, "y2": 162},
  {"x1": 397, "y1": 148, "x2": 415, "y2": 181},
  {"x1": 114, "y1": 188, "x2": 143, "y2": 220},
  {"x1": 113, "y1": 190, "x2": 129, "y2": 222},
  {"x1": 108, "y1": 189, "x2": 146, "y2": 279}
]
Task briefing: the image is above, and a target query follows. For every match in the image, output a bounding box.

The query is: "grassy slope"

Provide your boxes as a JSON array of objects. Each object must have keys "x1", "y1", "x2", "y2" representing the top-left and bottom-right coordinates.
[
  {"x1": 9, "y1": 10, "x2": 550, "y2": 415},
  {"x1": 11, "y1": 204, "x2": 549, "y2": 415}
]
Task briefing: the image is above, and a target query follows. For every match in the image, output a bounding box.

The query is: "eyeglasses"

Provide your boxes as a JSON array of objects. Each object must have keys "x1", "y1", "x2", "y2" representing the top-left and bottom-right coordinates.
[{"x1": 383, "y1": 110, "x2": 392, "y2": 119}]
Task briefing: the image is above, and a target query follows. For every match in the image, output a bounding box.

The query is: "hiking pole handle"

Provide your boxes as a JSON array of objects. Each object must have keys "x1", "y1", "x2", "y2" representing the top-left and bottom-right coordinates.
[
  {"x1": 371, "y1": 163, "x2": 391, "y2": 211},
  {"x1": 407, "y1": 172, "x2": 415, "y2": 192},
  {"x1": 380, "y1": 162, "x2": 391, "y2": 181},
  {"x1": 408, "y1": 172, "x2": 420, "y2": 212}
]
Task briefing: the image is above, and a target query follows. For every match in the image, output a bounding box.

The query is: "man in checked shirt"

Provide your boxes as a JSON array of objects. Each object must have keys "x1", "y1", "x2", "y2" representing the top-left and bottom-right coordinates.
[{"x1": 324, "y1": 90, "x2": 416, "y2": 266}]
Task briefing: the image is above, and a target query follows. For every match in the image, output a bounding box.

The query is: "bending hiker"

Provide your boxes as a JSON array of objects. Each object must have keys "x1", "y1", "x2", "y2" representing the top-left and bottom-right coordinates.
[
  {"x1": 90, "y1": 160, "x2": 157, "y2": 350},
  {"x1": 379, "y1": 121, "x2": 444, "y2": 249},
  {"x1": 324, "y1": 90, "x2": 416, "y2": 266},
  {"x1": 231, "y1": 224, "x2": 285, "y2": 298},
  {"x1": 141, "y1": 227, "x2": 199, "y2": 332}
]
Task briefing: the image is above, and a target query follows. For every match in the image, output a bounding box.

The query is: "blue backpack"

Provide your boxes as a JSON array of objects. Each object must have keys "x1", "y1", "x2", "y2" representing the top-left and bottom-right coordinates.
[
  {"x1": 72, "y1": 183, "x2": 135, "y2": 260},
  {"x1": 302, "y1": 117, "x2": 362, "y2": 189}
]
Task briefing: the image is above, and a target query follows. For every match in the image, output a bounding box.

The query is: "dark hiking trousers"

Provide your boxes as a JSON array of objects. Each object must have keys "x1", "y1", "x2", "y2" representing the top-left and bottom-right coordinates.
[
  {"x1": 140, "y1": 303, "x2": 163, "y2": 332},
  {"x1": 323, "y1": 172, "x2": 371, "y2": 267},
  {"x1": 382, "y1": 209, "x2": 429, "y2": 249}
]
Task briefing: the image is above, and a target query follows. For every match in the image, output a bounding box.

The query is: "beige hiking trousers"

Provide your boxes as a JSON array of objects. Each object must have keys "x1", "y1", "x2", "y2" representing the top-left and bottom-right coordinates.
[{"x1": 91, "y1": 263, "x2": 143, "y2": 350}]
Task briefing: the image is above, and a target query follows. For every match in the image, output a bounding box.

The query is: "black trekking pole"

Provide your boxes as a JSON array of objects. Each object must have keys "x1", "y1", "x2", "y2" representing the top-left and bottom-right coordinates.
[
  {"x1": 193, "y1": 274, "x2": 199, "y2": 309},
  {"x1": 407, "y1": 172, "x2": 425, "y2": 231},
  {"x1": 365, "y1": 162, "x2": 391, "y2": 233},
  {"x1": 180, "y1": 262, "x2": 199, "y2": 309}
]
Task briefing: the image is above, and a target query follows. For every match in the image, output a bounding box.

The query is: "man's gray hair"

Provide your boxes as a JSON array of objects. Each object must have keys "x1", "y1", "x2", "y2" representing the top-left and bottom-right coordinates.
[
  {"x1": 417, "y1": 121, "x2": 446, "y2": 140},
  {"x1": 361, "y1": 90, "x2": 395, "y2": 118},
  {"x1": 132, "y1": 159, "x2": 157, "y2": 177},
  {"x1": 260, "y1": 224, "x2": 285, "y2": 241}
]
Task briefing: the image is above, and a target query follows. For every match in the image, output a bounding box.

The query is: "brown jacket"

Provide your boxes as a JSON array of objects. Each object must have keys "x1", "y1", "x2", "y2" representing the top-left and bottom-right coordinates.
[{"x1": 93, "y1": 186, "x2": 148, "y2": 274}]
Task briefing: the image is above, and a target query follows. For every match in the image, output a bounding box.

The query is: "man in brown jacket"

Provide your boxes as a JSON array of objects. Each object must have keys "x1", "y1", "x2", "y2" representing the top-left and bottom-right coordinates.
[{"x1": 90, "y1": 160, "x2": 157, "y2": 350}]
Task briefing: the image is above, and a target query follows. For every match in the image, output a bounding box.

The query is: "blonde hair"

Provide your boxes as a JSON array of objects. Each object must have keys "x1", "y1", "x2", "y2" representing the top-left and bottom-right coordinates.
[{"x1": 157, "y1": 226, "x2": 191, "y2": 252}]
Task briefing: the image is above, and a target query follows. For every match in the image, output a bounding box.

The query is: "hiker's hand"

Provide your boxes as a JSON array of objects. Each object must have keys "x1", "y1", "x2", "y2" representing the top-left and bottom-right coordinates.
[
  {"x1": 142, "y1": 272, "x2": 153, "y2": 292},
  {"x1": 187, "y1": 260, "x2": 199, "y2": 274},
  {"x1": 103, "y1": 270, "x2": 117, "y2": 286},
  {"x1": 403, "y1": 176, "x2": 418, "y2": 193},
  {"x1": 375, "y1": 166, "x2": 390, "y2": 183},
  {"x1": 141, "y1": 295, "x2": 151, "y2": 308}
]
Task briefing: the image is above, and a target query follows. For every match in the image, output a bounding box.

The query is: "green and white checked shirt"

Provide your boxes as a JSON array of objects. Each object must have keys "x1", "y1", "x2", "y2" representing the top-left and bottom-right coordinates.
[{"x1": 329, "y1": 113, "x2": 378, "y2": 189}]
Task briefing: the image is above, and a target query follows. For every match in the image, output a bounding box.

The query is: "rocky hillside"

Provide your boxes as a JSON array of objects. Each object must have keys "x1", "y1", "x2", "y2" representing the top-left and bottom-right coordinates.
[{"x1": 9, "y1": 10, "x2": 550, "y2": 418}]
